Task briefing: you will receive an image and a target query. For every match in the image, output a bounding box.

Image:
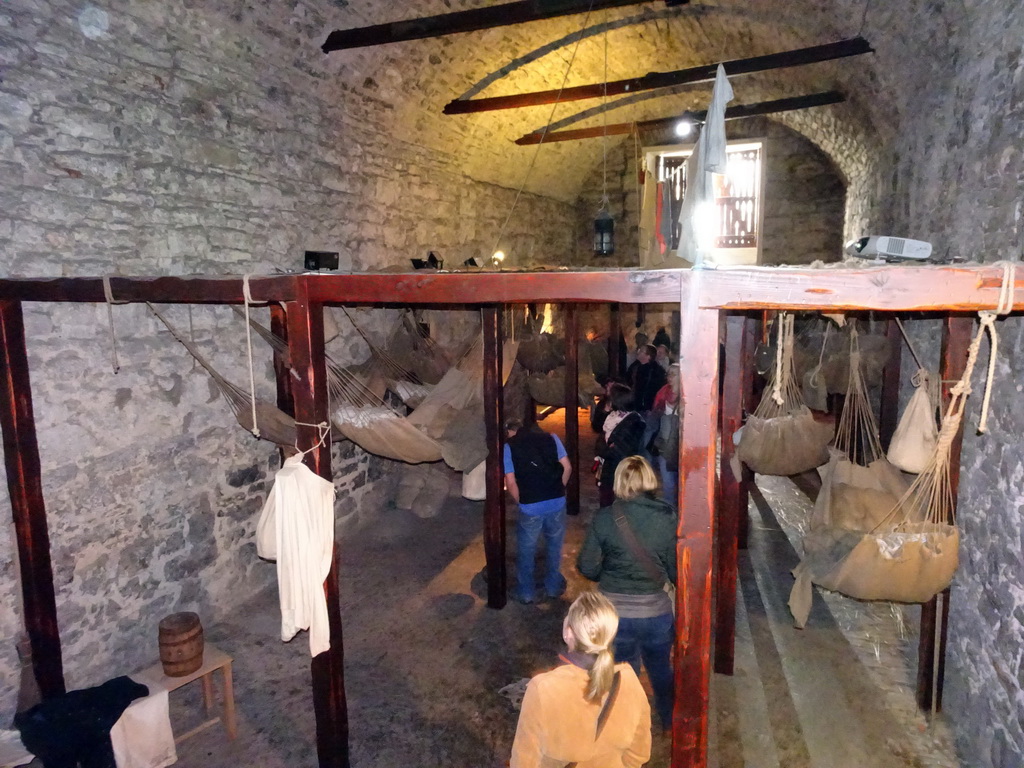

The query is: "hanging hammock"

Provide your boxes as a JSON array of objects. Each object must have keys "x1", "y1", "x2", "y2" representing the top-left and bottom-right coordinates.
[
  {"x1": 149, "y1": 304, "x2": 297, "y2": 446},
  {"x1": 736, "y1": 312, "x2": 834, "y2": 476},
  {"x1": 526, "y1": 341, "x2": 605, "y2": 407}
]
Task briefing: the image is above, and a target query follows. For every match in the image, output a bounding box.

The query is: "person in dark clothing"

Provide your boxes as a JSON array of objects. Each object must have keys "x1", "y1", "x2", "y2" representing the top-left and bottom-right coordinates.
[
  {"x1": 626, "y1": 345, "x2": 666, "y2": 413},
  {"x1": 504, "y1": 419, "x2": 573, "y2": 604},
  {"x1": 596, "y1": 384, "x2": 646, "y2": 509}
]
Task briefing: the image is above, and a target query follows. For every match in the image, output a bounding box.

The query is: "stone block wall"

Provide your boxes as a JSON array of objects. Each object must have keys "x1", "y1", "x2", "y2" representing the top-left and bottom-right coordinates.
[
  {"x1": 0, "y1": 0, "x2": 573, "y2": 715},
  {"x1": 572, "y1": 118, "x2": 846, "y2": 266}
]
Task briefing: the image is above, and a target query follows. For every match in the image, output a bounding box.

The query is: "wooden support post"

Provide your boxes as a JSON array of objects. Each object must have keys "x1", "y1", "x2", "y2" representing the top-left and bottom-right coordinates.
[
  {"x1": 737, "y1": 316, "x2": 757, "y2": 551},
  {"x1": 714, "y1": 314, "x2": 747, "y2": 675},
  {"x1": 482, "y1": 305, "x2": 508, "y2": 609},
  {"x1": 673, "y1": 292, "x2": 720, "y2": 768},
  {"x1": 916, "y1": 315, "x2": 972, "y2": 713},
  {"x1": 0, "y1": 300, "x2": 65, "y2": 698},
  {"x1": 879, "y1": 318, "x2": 903, "y2": 452},
  {"x1": 270, "y1": 304, "x2": 294, "y2": 415},
  {"x1": 564, "y1": 305, "x2": 581, "y2": 516},
  {"x1": 286, "y1": 291, "x2": 349, "y2": 768},
  {"x1": 608, "y1": 302, "x2": 622, "y2": 379}
]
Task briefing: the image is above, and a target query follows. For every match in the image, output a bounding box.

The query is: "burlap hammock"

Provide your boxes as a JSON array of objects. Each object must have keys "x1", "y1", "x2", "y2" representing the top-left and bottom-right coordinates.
[
  {"x1": 526, "y1": 344, "x2": 605, "y2": 408},
  {"x1": 788, "y1": 288, "x2": 1014, "y2": 628},
  {"x1": 737, "y1": 313, "x2": 834, "y2": 476},
  {"x1": 149, "y1": 304, "x2": 298, "y2": 446}
]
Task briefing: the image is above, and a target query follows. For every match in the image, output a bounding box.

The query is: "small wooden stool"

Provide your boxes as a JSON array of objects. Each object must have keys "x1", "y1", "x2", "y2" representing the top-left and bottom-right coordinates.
[{"x1": 133, "y1": 643, "x2": 237, "y2": 742}]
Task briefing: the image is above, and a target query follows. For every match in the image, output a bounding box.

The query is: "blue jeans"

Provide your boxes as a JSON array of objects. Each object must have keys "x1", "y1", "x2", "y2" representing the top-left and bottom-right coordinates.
[
  {"x1": 514, "y1": 502, "x2": 567, "y2": 602},
  {"x1": 657, "y1": 455, "x2": 678, "y2": 506},
  {"x1": 614, "y1": 612, "x2": 675, "y2": 730}
]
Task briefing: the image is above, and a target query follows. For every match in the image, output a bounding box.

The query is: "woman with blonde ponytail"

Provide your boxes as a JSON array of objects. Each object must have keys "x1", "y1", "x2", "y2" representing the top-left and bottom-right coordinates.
[{"x1": 510, "y1": 592, "x2": 652, "y2": 768}]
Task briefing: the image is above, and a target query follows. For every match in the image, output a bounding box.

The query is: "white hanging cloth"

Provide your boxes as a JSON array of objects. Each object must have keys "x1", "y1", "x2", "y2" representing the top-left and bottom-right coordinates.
[
  {"x1": 675, "y1": 64, "x2": 734, "y2": 266},
  {"x1": 256, "y1": 453, "x2": 336, "y2": 657}
]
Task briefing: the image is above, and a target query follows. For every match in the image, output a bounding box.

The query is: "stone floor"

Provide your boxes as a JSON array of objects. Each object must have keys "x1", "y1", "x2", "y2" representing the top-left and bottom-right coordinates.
[{"x1": 157, "y1": 409, "x2": 961, "y2": 767}]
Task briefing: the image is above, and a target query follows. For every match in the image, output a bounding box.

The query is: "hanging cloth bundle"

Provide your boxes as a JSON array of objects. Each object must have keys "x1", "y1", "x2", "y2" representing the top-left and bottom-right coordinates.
[
  {"x1": 736, "y1": 313, "x2": 835, "y2": 476},
  {"x1": 887, "y1": 368, "x2": 939, "y2": 474},
  {"x1": 789, "y1": 265, "x2": 1015, "y2": 628},
  {"x1": 148, "y1": 304, "x2": 297, "y2": 446}
]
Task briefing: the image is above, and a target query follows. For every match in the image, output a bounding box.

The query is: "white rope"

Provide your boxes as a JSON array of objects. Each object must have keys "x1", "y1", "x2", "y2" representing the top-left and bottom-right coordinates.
[
  {"x1": 242, "y1": 274, "x2": 260, "y2": 438},
  {"x1": 294, "y1": 419, "x2": 330, "y2": 458},
  {"x1": 101, "y1": 275, "x2": 124, "y2": 374},
  {"x1": 977, "y1": 261, "x2": 1016, "y2": 433}
]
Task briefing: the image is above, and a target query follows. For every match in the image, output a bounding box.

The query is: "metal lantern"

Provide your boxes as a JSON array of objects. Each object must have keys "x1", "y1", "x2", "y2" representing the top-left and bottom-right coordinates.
[{"x1": 593, "y1": 209, "x2": 615, "y2": 256}]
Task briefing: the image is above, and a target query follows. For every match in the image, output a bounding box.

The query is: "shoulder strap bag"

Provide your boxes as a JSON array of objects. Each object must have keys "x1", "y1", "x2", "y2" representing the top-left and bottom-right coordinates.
[{"x1": 613, "y1": 508, "x2": 676, "y2": 615}]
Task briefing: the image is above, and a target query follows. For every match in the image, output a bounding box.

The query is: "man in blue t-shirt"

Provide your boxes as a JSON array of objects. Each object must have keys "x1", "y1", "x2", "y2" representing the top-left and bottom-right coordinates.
[{"x1": 503, "y1": 419, "x2": 572, "y2": 604}]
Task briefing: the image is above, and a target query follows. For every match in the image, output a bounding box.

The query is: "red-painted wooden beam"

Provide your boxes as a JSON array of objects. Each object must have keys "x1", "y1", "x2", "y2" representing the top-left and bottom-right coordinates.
[
  {"x1": 287, "y1": 287, "x2": 350, "y2": 768},
  {"x1": 564, "y1": 304, "x2": 581, "y2": 516},
  {"x1": 322, "y1": 1, "x2": 687, "y2": 52},
  {"x1": 0, "y1": 300, "x2": 65, "y2": 698},
  {"x1": 916, "y1": 315, "x2": 972, "y2": 713},
  {"x1": 444, "y1": 38, "x2": 871, "y2": 114},
  {"x1": 515, "y1": 91, "x2": 845, "y2": 145},
  {"x1": 482, "y1": 306, "x2": 508, "y2": 608},
  {"x1": 673, "y1": 283, "x2": 720, "y2": 767}
]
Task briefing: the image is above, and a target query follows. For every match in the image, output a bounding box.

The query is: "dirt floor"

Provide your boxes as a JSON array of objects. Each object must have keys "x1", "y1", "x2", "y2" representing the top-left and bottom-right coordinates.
[{"x1": 157, "y1": 407, "x2": 960, "y2": 768}]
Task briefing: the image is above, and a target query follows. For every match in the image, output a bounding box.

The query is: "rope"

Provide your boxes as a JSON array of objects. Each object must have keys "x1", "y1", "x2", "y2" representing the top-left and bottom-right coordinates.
[
  {"x1": 893, "y1": 316, "x2": 925, "y2": 371},
  {"x1": 808, "y1": 320, "x2": 831, "y2": 389},
  {"x1": 976, "y1": 261, "x2": 1016, "y2": 433},
  {"x1": 294, "y1": 419, "x2": 331, "y2": 458},
  {"x1": 102, "y1": 275, "x2": 124, "y2": 374},
  {"x1": 242, "y1": 274, "x2": 260, "y2": 438}
]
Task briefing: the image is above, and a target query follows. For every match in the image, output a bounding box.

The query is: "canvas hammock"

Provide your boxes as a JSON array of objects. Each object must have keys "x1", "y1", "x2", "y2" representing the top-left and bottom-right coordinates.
[
  {"x1": 149, "y1": 304, "x2": 298, "y2": 446},
  {"x1": 736, "y1": 313, "x2": 834, "y2": 476},
  {"x1": 384, "y1": 312, "x2": 453, "y2": 385},
  {"x1": 788, "y1": 271, "x2": 1015, "y2": 627},
  {"x1": 526, "y1": 344, "x2": 605, "y2": 408},
  {"x1": 237, "y1": 310, "x2": 444, "y2": 465}
]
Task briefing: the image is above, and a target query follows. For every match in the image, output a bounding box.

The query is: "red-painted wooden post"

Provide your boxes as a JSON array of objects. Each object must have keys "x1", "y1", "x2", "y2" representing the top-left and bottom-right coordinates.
[
  {"x1": 714, "y1": 313, "x2": 746, "y2": 675},
  {"x1": 673, "y1": 288, "x2": 720, "y2": 768},
  {"x1": 564, "y1": 305, "x2": 580, "y2": 516},
  {"x1": 286, "y1": 289, "x2": 349, "y2": 768},
  {"x1": 608, "y1": 303, "x2": 622, "y2": 379},
  {"x1": 482, "y1": 305, "x2": 508, "y2": 608},
  {"x1": 737, "y1": 315, "x2": 757, "y2": 551},
  {"x1": 271, "y1": 303, "x2": 294, "y2": 415},
  {"x1": 0, "y1": 300, "x2": 65, "y2": 698},
  {"x1": 916, "y1": 315, "x2": 972, "y2": 713}
]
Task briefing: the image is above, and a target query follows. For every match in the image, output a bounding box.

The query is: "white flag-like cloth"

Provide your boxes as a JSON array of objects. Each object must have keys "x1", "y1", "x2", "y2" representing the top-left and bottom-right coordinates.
[
  {"x1": 676, "y1": 64, "x2": 734, "y2": 266},
  {"x1": 257, "y1": 453, "x2": 336, "y2": 656}
]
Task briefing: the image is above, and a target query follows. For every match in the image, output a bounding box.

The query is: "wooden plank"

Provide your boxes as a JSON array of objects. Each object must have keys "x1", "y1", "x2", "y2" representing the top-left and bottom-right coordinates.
[
  {"x1": 878, "y1": 318, "x2": 903, "y2": 451},
  {"x1": 673, "y1": 286, "x2": 720, "y2": 767},
  {"x1": 608, "y1": 303, "x2": 622, "y2": 379},
  {"x1": 321, "y1": 0, "x2": 670, "y2": 52},
  {"x1": 286, "y1": 289, "x2": 350, "y2": 768},
  {"x1": 714, "y1": 313, "x2": 745, "y2": 675},
  {"x1": 446, "y1": 38, "x2": 870, "y2": 114},
  {"x1": 0, "y1": 300, "x2": 65, "y2": 698},
  {"x1": 515, "y1": 91, "x2": 845, "y2": 145},
  {"x1": 482, "y1": 306, "x2": 508, "y2": 609},
  {"x1": 304, "y1": 270, "x2": 685, "y2": 305},
  {"x1": 564, "y1": 305, "x2": 581, "y2": 516},
  {"x1": 270, "y1": 304, "x2": 294, "y2": 415},
  {"x1": 698, "y1": 264, "x2": 1024, "y2": 312},
  {"x1": 916, "y1": 315, "x2": 972, "y2": 713},
  {"x1": 0, "y1": 275, "x2": 297, "y2": 304}
]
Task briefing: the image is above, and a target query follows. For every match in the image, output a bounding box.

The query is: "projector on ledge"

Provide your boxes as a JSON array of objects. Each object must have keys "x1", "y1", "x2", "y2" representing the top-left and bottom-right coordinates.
[{"x1": 845, "y1": 236, "x2": 933, "y2": 262}]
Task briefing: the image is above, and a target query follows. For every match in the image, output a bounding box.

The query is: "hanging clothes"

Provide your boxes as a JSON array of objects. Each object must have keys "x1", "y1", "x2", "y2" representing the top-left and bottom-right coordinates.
[{"x1": 256, "y1": 453, "x2": 336, "y2": 657}]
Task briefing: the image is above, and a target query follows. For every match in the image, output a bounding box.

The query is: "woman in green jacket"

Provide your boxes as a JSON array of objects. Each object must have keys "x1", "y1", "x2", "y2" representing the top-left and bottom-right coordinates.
[{"x1": 576, "y1": 455, "x2": 677, "y2": 731}]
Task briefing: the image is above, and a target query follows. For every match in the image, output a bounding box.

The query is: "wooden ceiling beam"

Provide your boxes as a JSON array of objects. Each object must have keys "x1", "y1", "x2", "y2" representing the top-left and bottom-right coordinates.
[
  {"x1": 444, "y1": 37, "x2": 871, "y2": 115},
  {"x1": 321, "y1": 0, "x2": 688, "y2": 53},
  {"x1": 515, "y1": 90, "x2": 845, "y2": 144}
]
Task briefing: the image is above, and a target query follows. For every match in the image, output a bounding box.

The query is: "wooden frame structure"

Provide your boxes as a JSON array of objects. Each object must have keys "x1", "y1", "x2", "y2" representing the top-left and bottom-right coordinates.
[{"x1": 1, "y1": 264, "x2": 1016, "y2": 768}]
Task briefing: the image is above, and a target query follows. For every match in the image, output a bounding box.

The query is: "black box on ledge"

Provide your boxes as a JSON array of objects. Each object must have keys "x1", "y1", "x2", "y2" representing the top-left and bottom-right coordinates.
[{"x1": 304, "y1": 250, "x2": 340, "y2": 271}]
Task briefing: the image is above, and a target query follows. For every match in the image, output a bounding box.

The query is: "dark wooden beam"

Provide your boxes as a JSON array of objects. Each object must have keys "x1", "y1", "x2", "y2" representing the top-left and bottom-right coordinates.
[
  {"x1": 0, "y1": 300, "x2": 65, "y2": 698},
  {"x1": 482, "y1": 305, "x2": 508, "y2": 609},
  {"x1": 917, "y1": 315, "x2": 972, "y2": 713},
  {"x1": 322, "y1": 1, "x2": 685, "y2": 52},
  {"x1": 0, "y1": 275, "x2": 298, "y2": 304},
  {"x1": 878, "y1": 318, "x2": 903, "y2": 452},
  {"x1": 737, "y1": 316, "x2": 757, "y2": 551},
  {"x1": 564, "y1": 305, "x2": 581, "y2": 516},
  {"x1": 714, "y1": 313, "x2": 746, "y2": 675},
  {"x1": 515, "y1": 91, "x2": 845, "y2": 145},
  {"x1": 445, "y1": 38, "x2": 871, "y2": 114},
  {"x1": 271, "y1": 304, "x2": 295, "y2": 415},
  {"x1": 608, "y1": 303, "x2": 623, "y2": 379},
  {"x1": 286, "y1": 288, "x2": 350, "y2": 768},
  {"x1": 674, "y1": 289, "x2": 720, "y2": 767}
]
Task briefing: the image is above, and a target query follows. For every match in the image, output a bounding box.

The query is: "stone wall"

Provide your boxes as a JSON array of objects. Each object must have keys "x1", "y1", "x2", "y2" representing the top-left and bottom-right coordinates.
[
  {"x1": 572, "y1": 118, "x2": 846, "y2": 266},
  {"x1": 0, "y1": 0, "x2": 573, "y2": 715}
]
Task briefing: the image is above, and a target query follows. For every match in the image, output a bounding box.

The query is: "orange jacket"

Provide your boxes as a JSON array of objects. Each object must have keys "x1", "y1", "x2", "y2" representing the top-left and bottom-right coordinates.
[{"x1": 510, "y1": 662, "x2": 652, "y2": 768}]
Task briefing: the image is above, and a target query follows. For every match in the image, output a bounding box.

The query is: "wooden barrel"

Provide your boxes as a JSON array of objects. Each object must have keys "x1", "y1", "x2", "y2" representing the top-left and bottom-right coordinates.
[{"x1": 158, "y1": 612, "x2": 204, "y2": 677}]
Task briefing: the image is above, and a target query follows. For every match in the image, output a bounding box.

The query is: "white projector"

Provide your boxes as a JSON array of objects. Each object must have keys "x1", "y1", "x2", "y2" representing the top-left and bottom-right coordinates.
[{"x1": 845, "y1": 236, "x2": 933, "y2": 261}]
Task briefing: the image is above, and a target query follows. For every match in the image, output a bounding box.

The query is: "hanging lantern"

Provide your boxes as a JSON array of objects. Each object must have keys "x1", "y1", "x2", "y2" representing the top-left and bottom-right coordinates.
[{"x1": 593, "y1": 209, "x2": 615, "y2": 256}]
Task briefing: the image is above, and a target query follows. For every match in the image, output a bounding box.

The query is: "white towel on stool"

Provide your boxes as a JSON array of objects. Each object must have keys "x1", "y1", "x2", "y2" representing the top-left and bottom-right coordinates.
[{"x1": 110, "y1": 688, "x2": 177, "y2": 768}]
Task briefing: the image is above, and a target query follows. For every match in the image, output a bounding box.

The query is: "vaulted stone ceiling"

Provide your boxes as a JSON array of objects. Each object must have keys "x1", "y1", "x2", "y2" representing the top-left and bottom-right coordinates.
[{"x1": 317, "y1": 0, "x2": 962, "y2": 203}]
